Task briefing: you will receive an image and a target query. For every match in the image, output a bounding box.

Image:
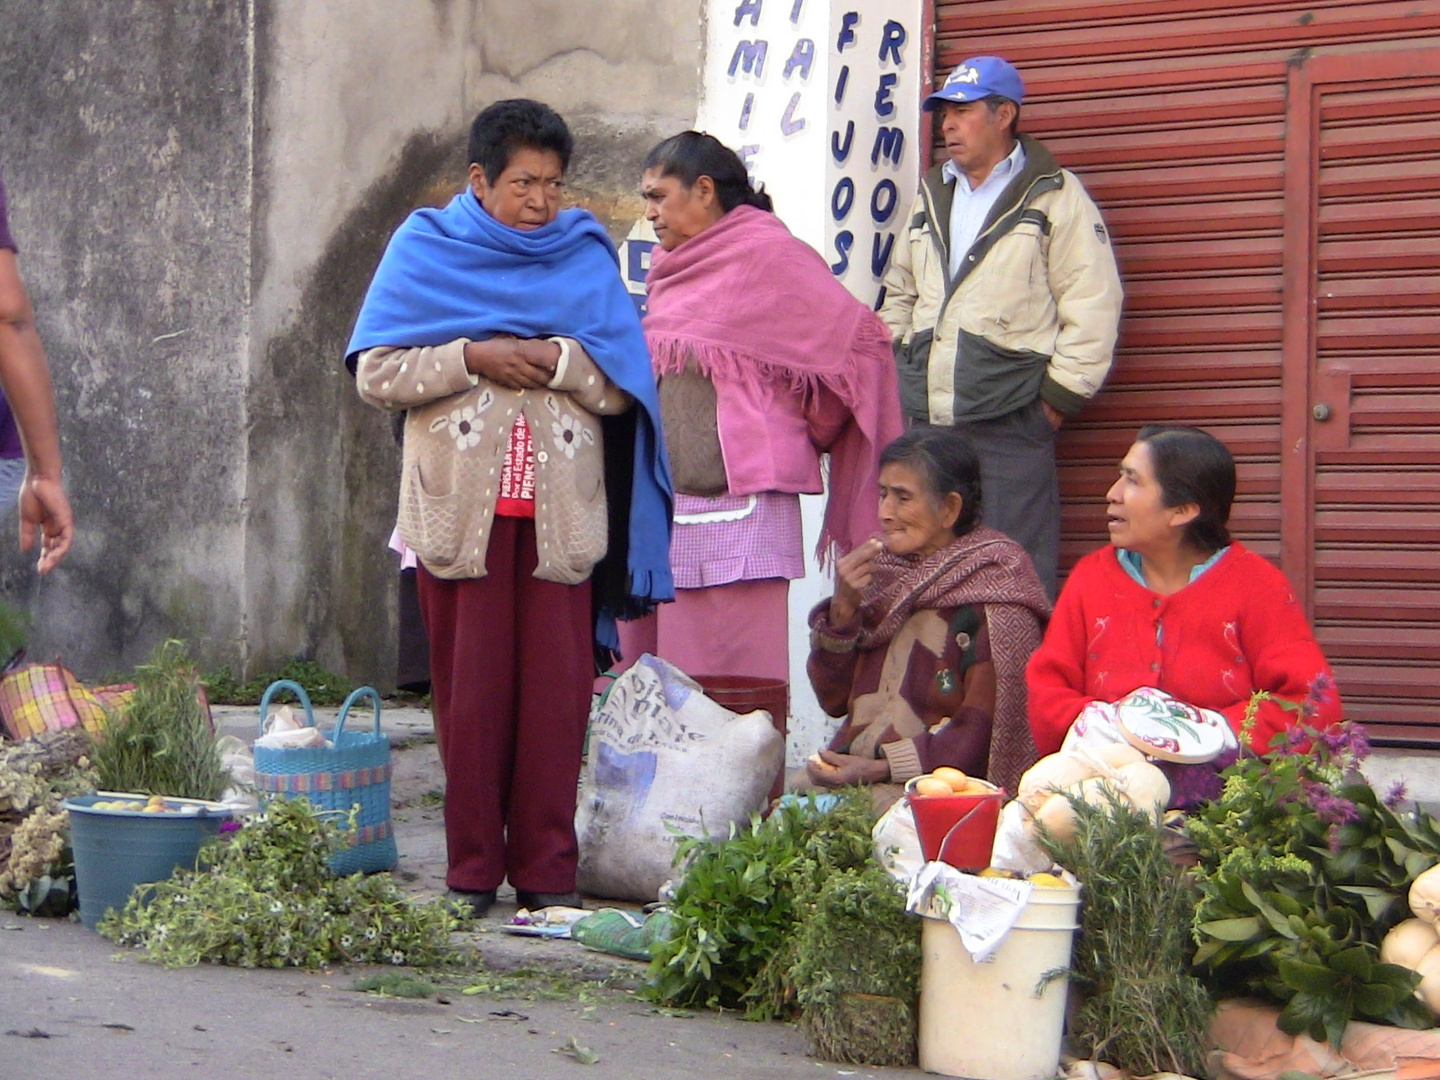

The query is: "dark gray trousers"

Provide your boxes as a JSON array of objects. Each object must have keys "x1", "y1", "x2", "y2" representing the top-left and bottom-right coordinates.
[{"x1": 951, "y1": 398, "x2": 1060, "y2": 599}]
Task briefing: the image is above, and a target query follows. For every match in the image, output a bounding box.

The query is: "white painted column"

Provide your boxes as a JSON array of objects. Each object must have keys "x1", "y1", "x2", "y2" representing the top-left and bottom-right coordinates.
[{"x1": 621, "y1": 0, "x2": 925, "y2": 764}]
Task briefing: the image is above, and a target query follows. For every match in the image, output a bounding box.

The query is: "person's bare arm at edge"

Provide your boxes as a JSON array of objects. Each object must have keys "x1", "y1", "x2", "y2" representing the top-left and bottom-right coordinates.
[{"x1": 0, "y1": 249, "x2": 73, "y2": 573}]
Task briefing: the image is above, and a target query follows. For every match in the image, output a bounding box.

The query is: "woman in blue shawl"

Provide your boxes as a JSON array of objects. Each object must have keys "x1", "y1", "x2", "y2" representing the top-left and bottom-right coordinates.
[{"x1": 347, "y1": 100, "x2": 672, "y2": 917}]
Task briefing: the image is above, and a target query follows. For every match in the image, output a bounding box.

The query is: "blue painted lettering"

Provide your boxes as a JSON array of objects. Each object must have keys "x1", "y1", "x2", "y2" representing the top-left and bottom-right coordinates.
[
  {"x1": 790, "y1": 0, "x2": 804, "y2": 22},
  {"x1": 733, "y1": 0, "x2": 762, "y2": 27},
  {"x1": 870, "y1": 127, "x2": 904, "y2": 167},
  {"x1": 738, "y1": 144, "x2": 760, "y2": 176},
  {"x1": 831, "y1": 230, "x2": 853, "y2": 275},
  {"x1": 831, "y1": 120, "x2": 855, "y2": 163},
  {"x1": 729, "y1": 40, "x2": 768, "y2": 78},
  {"x1": 739, "y1": 92, "x2": 755, "y2": 130},
  {"x1": 870, "y1": 179, "x2": 898, "y2": 224},
  {"x1": 831, "y1": 177, "x2": 855, "y2": 221},
  {"x1": 780, "y1": 92, "x2": 806, "y2": 135},
  {"x1": 878, "y1": 20, "x2": 907, "y2": 64},
  {"x1": 871, "y1": 231, "x2": 895, "y2": 276},
  {"x1": 784, "y1": 38, "x2": 815, "y2": 80},
  {"x1": 874, "y1": 73, "x2": 897, "y2": 117},
  {"x1": 834, "y1": 64, "x2": 850, "y2": 105},
  {"x1": 626, "y1": 239, "x2": 655, "y2": 286},
  {"x1": 836, "y1": 11, "x2": 858, "y2": 52},
  {"x1": 872, "y1": 285, "x2": 886, "y2": 311}
]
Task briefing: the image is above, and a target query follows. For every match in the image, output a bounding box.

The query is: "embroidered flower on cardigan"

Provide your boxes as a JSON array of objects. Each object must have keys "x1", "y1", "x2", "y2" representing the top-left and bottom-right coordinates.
[
  {"x1": 440, "y1": 404, "x2": 482, "y2": 451},
  {"x1": 551, "y1": 413, "x2": 593, "y2": 460}
]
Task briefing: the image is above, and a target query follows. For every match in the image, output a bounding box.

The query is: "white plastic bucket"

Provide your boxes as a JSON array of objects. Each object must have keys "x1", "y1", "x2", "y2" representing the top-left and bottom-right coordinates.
[{"x1": 918, "y1": 883, "x2": 1081, "y2": 1080}]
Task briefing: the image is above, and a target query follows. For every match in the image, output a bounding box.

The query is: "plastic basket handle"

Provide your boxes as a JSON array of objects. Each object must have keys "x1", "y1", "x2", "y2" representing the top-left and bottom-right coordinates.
[
  {"x1": 258, "y1": 679, "x2": 316, "y2": 735},
  {"x1": 335, "y1": 686, "x2": 383, "y2": 737}
]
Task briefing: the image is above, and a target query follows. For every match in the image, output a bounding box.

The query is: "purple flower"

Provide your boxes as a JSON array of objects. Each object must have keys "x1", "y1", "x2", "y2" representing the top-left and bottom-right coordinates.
[
  {"x1": 219, "y1": 820, "x2": 242, "y2": 833},
  {"x1": 1384, "y1": 780, "x2": 1410, "y2": 810},
  {"x1": 1303, "y1": 780, "x2": 1360, "y2": 828},
  {"x1": 1319, "y1": 721, "x2": 1371, "y2": 763}
]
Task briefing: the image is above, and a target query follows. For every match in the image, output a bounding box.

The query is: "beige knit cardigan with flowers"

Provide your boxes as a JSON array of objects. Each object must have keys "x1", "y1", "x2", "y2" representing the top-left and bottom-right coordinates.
[{"x1": 355, "y1": 337, "x2": 631, "y2": 583}]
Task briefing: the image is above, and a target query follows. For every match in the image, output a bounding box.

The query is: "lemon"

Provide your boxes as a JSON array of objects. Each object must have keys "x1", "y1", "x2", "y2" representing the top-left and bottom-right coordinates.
[{"x1": 1028, "y1": 872, "x2": 1067, "y2": 888}]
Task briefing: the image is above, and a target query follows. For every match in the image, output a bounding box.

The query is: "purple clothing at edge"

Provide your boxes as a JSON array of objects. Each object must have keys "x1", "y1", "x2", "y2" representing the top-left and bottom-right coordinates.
[{"x1": 0, "y1": 169, "x2": 25, "y2": 460}]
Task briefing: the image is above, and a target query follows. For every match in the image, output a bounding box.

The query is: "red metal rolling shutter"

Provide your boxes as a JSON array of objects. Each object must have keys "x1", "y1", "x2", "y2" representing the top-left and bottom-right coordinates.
[
  {"x1": 1287, "y1": 50, "x2": 1440, "y2": 741},
  {"x1": 931, "y1": 1, "x2": 1440, "y2": 737}
]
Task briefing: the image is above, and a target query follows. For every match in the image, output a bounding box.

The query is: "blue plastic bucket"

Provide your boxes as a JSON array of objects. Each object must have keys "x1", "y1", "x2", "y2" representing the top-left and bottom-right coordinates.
[{"x1": 64, "y1": 793, "x2": 232, "y2": 930}]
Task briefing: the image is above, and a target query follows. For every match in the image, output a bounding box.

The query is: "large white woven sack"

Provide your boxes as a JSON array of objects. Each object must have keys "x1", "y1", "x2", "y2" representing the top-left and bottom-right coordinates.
[{"x1": 575, "y1": 654, "x2": 784, "y2": 902}]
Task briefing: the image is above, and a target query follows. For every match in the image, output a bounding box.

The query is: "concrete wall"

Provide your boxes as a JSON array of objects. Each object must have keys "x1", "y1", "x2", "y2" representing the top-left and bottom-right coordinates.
[
  {"x1": 0, "y1": 0, "x2": 700, "y2": 683},
  {"x1": 0, "y1": 0, "x2": 255, "y2": 676}
]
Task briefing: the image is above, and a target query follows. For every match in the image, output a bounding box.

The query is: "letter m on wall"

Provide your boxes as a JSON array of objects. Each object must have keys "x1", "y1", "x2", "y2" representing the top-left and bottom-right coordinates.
[
  {"x1": 730, "y1": 40, "x2": 769, "y2": 78},
  {"x1": 871, "y1": 127, "x2": 905, "y2": 166}
]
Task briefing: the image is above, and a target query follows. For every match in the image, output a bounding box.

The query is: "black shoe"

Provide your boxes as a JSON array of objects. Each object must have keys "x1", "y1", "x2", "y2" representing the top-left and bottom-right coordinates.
[
  {"x1": 447, "y1": 888, "x2": 497, "y2": 918},
  {"x1": 515, "y1": 890, "x2": 583, "y2": 911}
]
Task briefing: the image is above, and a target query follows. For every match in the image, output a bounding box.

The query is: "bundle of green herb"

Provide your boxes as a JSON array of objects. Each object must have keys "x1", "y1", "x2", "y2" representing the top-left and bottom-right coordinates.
[
  {"x1": 100, "y1": 797, "x2": 460, "y2": 967},
  {"x1": 1040, "y1": 793, "x2": 1213, "y2": 1078},
  {"x1": 92, "y1": 640, "x2": 228, "y2": 800},
  {"x1": 647, "y1": 789, "x2": 878, "y2": 1019},
  {"x1": 1188, "y1": 697, "x2": 1440, "y2": 1048},
  {"x1": 791, "y1": 863, "x2": 921, "y2": 1066}
]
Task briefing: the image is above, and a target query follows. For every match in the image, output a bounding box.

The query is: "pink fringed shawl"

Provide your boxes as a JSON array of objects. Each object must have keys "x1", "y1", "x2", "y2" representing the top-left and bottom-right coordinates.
[{"x1": 645, "y1": 205, "x2": 904, "y2": 561}]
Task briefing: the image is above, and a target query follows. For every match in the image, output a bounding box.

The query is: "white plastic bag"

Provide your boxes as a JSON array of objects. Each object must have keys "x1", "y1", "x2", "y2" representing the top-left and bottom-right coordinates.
[
  {"x1": 574, "y1": 654, "x2": 785, "y2": 902},
  {"x1": 873, "y1": 797, "x2": 925, "y2": 883}
]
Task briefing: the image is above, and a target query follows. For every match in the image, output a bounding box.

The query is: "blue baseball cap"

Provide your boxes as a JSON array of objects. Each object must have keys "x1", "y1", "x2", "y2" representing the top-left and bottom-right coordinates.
[{"x1": 923, "y1": 56, "x2": 1025, "y2": 112}]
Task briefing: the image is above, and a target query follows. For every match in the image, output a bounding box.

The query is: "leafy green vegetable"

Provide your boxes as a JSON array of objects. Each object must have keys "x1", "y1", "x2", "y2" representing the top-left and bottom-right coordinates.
[
  {"x1": 99, "y1": 797, "x2": 460, "y2": 968},
  {"x1": 1187, "y1": 696, "x2": 1440, "y2": 1048},
  {"x1": 646, "y1": 789, "x2": 878, "y2": 1019}
]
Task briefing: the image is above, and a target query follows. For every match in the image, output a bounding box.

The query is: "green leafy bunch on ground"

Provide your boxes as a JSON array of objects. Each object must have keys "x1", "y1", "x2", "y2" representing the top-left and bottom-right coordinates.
[
  {"x1": 1187, "y1": 695, "x2": 1440, "y2": 1048},
  {"x1": 202, "y1": 658, "x2": 354, "y2": 706},
  {"x1": 647, "y1": 789, "x2": 880, "y2": 1019},
  {"x1": 1040, "y1": 792, "x2": 1214, "y2": 1079},
  {"x1": 791, "y1": 862, "x2": 921, "y2": 1066},
  {"x1": 100, "y1": 796, "x2": 461, "y2": 968},
  {"x1": 92, "y1": 640, "x2": 228, "y2": 801}
]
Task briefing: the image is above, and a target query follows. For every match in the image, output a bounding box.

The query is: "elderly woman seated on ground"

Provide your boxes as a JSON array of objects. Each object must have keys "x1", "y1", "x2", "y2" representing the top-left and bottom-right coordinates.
[
  {"x1": 1026, "y1": 424, "x2": 1342, "y2": 806},
  {"x1": 799, "y1": 427, "x2": 1053, "y2": 808}
]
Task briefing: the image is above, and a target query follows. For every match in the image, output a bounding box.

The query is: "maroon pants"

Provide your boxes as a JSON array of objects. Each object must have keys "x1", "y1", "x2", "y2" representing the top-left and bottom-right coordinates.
[{"x1": 417, "y1": 516, "x2": 593, "y2": 894}]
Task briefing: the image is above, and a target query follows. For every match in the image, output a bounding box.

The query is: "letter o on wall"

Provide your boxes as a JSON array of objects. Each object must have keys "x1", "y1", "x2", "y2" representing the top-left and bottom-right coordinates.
[
  {"x1": 870, "y1": 179, "x2": 898, "y2": 225},
  {"x1": 831, "y1": 177, "x2": 856, "y2": 222}
]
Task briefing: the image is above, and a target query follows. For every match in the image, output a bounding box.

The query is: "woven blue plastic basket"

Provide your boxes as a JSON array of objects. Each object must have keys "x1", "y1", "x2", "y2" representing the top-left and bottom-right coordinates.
[{"x1": 253, "y1": 681, "x2": 397, "y2": 875}]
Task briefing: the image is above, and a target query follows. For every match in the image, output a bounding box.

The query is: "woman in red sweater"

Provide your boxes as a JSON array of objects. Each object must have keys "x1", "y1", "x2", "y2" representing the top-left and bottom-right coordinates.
[{"x1": 1027, "y1": 425, "x2": 1340, "y2": 771}]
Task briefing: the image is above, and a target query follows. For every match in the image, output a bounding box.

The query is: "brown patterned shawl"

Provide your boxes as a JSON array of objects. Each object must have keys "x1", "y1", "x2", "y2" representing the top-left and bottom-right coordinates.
[{"x1": 856, "y1": 526, "x2": 1052, "y2": 794}]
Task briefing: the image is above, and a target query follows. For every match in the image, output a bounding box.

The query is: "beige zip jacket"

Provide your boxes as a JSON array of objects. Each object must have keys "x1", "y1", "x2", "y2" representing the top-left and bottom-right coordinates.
[
  {"x1": 879, "y1": 135, "x2": 1123, "y2": 425},
  {"x1": 355, "y1": 338, "x2": 630, "y2": 583}
]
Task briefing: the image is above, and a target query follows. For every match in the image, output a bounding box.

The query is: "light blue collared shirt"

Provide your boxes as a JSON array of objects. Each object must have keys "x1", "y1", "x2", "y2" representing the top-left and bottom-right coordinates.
[
  {"x1": 1117, "y1": 546, "x2": 1230, "y2": 646},
  {"x1": 944, "y1": 140, "x2": 1026, "y2": 278},
  {"x1": 1116, "y1": 546, "x2": 1229, "y2": 589}
]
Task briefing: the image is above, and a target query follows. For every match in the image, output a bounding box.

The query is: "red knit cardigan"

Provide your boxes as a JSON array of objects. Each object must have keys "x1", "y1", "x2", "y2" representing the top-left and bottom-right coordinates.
[{"x1": 1026, "y1": 543, "x2": 1341, "y2": 756}]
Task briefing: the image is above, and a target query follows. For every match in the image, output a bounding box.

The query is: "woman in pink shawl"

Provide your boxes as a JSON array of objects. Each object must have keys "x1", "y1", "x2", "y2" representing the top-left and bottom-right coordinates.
[{"x1": 618, "y1": 132, "x2": 904, "y2": 682}]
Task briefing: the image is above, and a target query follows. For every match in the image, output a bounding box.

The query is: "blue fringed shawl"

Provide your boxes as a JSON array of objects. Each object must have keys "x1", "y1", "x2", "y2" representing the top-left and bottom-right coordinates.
[{"x1": 346, "y1": 192, "x2": 674, "y2": 646}]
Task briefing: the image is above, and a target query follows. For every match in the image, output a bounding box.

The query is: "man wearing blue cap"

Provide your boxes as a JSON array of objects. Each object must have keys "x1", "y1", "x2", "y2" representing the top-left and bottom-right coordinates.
[{"x1": 879, "y1": 56, "x2": 1122, "y2": 598}]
